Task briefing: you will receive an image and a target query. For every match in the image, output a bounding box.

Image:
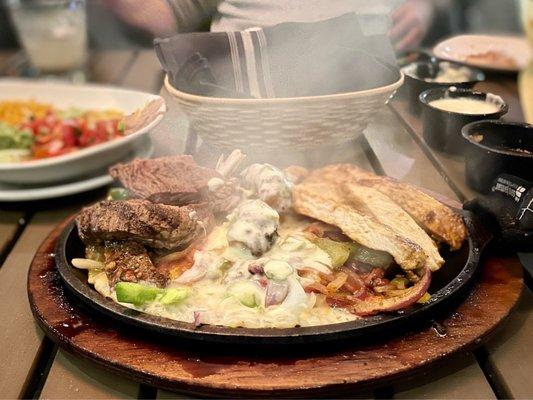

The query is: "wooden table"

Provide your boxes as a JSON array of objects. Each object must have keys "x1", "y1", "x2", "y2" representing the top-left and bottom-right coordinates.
[{"x1": 0, "y1": 49, "x2": 531, "y2": 399}]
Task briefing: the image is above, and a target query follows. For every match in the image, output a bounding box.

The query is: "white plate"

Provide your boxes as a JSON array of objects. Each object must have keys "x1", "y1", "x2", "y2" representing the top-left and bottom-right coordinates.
[
  {"x1": 433, "y1": 35, "x2": 532, "y2": 72},
  {"x1": 0, "y1": 79, "x2": 166, "y2": 184},
  {"x1": 0, "y1": 135, "x2": 153, "y2": 202}
]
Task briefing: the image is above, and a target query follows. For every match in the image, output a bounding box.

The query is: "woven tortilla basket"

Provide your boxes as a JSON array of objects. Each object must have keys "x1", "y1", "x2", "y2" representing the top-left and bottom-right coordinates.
[{"x1": 164, "y1": 74, "x2": 404, "y2": 151}]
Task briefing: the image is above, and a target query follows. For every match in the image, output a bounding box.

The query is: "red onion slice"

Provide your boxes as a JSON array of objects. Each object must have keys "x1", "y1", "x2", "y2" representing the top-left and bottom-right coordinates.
[
  {"x1": 265, "y1": 280, "x2": 289, "y2": 307},
  {"x1": 349, "y1": 267, "x2": 432, "y2": 316}
]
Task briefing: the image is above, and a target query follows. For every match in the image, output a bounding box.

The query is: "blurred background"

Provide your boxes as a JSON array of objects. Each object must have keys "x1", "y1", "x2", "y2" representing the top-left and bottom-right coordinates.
[
  {"x1": 0, "y1": 0, "x2": 528, "y2": 110},
  {"x1": 0, "y1": 0, "x2": 524, "y2": 53}
]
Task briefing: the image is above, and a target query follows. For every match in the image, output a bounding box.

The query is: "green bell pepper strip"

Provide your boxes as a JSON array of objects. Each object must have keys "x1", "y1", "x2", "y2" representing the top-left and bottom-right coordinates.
[{"x1": 115, "y1": 282, "x2": 189, "y2": 306}]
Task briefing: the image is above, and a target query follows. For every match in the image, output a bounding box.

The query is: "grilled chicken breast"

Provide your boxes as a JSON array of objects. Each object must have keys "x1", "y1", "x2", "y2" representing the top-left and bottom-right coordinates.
[
  {"x1": 342, "y1": 183, "x2": 444, "y2": 271},
  {"x1": 312, "y1": 164, "x2": 467, "y2": 250},
  {"x1": 293, "y1": 182, "x2": 427, "y2": 270}
]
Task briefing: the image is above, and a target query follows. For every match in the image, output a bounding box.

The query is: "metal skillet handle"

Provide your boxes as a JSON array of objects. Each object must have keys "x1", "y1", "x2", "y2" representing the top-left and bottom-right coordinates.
[
  {"x1": 460, "y1": 208, "x2": 494, "y2": 256},
  {"x1": 463, "y1": 174, "x2": 533, "y2": 252}
]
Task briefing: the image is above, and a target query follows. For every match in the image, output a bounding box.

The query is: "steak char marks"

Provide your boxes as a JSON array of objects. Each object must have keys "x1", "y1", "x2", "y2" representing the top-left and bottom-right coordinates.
[
  {"x1": 76, "y1": 199, "x2": 212, "y2": 250},
  {"x1": 76, "y1": 155, "x2": 234, "y2": 288},
  {"x1": 110, "y1": 155, "x2": 243, "y2": 213},
  {"x1": 109, "y1": 156, "x2": 220, "y2": 206}
]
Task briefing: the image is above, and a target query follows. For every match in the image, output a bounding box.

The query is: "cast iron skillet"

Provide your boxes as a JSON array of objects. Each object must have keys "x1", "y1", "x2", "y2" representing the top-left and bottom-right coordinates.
[{"x1": 55, "y1": 212, "x2": 490, "y2": 345}]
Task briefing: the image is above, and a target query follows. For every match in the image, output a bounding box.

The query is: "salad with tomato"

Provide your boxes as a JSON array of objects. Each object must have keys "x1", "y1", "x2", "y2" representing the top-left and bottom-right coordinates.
[{"x1": 0, "y1": 100, "x2": 125, "y2": 163}]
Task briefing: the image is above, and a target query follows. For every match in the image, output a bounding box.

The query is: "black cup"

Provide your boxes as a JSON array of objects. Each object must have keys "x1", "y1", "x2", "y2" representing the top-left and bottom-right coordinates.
[
  {"x1": 462, "y1": 120, "x2": 533, "y2": 193},
  {"x1": 419, "y1": 88, "x2": 508, "y2": 155},
  {"x1": 400, "y1": 60, "x2": 485, "y2": 115}
]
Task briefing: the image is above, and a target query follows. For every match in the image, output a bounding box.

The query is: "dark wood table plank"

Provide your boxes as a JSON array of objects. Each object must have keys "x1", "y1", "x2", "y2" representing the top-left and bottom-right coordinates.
[
  {"x1": 0, "y1": 210, "x2": 72, "y2": 398},
  {"x1": 0, "y1": 212, "x2": 24, "y2": 256},
  {"x1": 40, "y1": 351, "x2": 140, "y2": 399},
  {"x1": 394, "y1": 353, "x2": 496, "y2": 399},
  {"x1": 483, "y1": 287, "x2": 533, "y2": 399}
]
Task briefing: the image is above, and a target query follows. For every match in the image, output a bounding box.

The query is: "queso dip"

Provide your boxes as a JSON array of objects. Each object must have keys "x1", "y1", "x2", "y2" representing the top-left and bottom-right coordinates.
[{"x1": 429, "y1": 98, "x2": 500, "y2": 115}]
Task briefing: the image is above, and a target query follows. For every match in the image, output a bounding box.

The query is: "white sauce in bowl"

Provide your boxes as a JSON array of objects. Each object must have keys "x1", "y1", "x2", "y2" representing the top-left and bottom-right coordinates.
[
  {"x1": 428, "y1": 98, "x2": 500, "y2": 115},
  {"x1": 401, "y1": 62, "x2": 474, "y2": 83}
]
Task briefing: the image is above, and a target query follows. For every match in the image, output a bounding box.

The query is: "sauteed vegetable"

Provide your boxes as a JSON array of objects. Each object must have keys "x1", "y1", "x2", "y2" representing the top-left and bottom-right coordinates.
[{"x1": 72, "y1": 151, "x2": 467, "y2": 329}]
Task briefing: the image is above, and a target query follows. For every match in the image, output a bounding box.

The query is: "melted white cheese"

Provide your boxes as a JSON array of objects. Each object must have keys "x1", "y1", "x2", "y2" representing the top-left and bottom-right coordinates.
[
  {"x1": 241, "y1": 163, "x2": 293, "y2": 212},
  {"x1": 89, "y1": 212, "x2": 357, "y2": 328},
  {"x1": 226, "y1": 199, "x2": 279, "y2": 256}
]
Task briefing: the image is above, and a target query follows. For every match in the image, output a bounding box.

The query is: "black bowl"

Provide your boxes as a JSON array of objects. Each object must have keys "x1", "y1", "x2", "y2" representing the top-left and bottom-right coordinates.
[
  {"x1": 462, "y1": 120, "x2": 533, "y2": 193},
  {"x1": 400, "y1": 60, "x2": 485, "y2": 114},
  {"x1": 419, "y1": 88, "x2": 508, "y2": 155},
  {"x1": 54, "y1": 213, "x2": 490, "y2": 346}
]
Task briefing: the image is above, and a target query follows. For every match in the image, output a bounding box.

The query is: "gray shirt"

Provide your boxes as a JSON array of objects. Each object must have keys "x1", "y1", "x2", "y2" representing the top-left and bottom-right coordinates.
[
  {"x1": 211, "y1": 0, "x2": 402, "y2": 34},
  {"x1": 166, "y1": 0, "x2": 402, "y2": 34}
]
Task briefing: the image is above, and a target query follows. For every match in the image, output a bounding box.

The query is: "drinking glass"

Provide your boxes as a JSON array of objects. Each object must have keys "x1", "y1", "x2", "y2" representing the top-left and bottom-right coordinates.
[{"x1": 7, "y1": 0, "x2": 87, "y2": 77}]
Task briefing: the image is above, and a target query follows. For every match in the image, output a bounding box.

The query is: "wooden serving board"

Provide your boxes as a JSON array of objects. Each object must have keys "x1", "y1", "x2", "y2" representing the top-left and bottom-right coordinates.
[{"x1": 28, "y1": 218, "x2": 524, "y2": 397}]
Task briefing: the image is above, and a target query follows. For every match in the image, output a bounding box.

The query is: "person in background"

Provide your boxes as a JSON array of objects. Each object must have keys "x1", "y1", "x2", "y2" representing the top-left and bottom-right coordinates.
[
  {"x1": 104, "y1": 0, "x2": 451, "y2": 52},
  {"x1": 453, "y1": 0, "x2": 523, "y2": 34}
]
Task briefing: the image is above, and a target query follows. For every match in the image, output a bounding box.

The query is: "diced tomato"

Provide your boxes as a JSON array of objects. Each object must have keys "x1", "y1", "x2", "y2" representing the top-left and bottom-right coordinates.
[
  {"x1": 61, "y1": 124, "x2": 78, "y2": 147},
  {"x1": 78, "y1": 128, "x2": 96, "y2": 147},
  {"x1": 14, "y1": 107, "x2": 125, "y2": 159}
]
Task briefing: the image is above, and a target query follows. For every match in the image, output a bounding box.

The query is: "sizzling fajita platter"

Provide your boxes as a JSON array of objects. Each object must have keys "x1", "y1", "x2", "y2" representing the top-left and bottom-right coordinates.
[{"x1": 56, "y1": 150, "x2": 490, "y2": 344}]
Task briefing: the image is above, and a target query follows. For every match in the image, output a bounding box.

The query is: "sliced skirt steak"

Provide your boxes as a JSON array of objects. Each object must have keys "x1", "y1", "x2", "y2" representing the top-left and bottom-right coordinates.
[{"x1": 76, "y1": 199, "x2": 213, "y2": 250}]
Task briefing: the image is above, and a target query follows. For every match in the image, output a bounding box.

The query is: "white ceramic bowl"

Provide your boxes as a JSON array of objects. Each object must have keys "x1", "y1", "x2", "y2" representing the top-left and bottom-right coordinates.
[{"x1": 0, "y1": 79, "x2": 166, "y2": 185}]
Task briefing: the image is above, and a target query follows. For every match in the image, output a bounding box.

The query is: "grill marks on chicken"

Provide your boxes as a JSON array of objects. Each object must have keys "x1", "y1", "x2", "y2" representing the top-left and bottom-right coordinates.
[
  {"x1": 294, "y1": 164, "x2": 467, "y2": 272},
  {"x1": 342, "y1": 183, "x2": 444, "y2": 271},
  {"x1": 358, "y1": 177, "x2": 467, "y2": 250},
  {"x1": 76, "y1": 199, "x2": 212, "y2": 250},
  {"x1": 293, "y1": 182, "x2": 428, "y2": 270},
  {"x1": 311, "y1": 164, "x2": 467, "y2": 250}
]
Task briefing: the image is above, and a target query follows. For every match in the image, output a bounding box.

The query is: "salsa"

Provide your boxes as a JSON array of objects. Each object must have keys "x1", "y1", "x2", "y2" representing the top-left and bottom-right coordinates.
[{"x1": 0, "y1": 100, "x2": 124, "y2": 162}]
